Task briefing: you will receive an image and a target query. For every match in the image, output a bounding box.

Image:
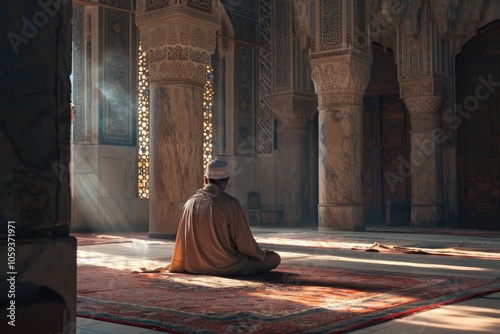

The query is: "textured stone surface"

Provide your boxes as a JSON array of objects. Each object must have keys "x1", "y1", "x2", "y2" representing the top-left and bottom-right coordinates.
[
  {"x1": 403, "y1": 95, "x2": 444, "y2": 226},
  {"x1": 408, "y1": 130, "x2": 445, "y2": 226},
  {"x1": 311, "y1": 56, "x2": 371, "y2": 231},
  {"x1": 317, "y1": 107, "x2": 365, "y2": 230},
  {"x1": 137, "y1": 4, "x2": 220, "y2": 236},
  {"x1": 0, "y1": 1, "x2": 72, "y2": 231},
  {"x1": 149, "y1": 85, "x2": 204, "y2": 235},
  {"x1": 0, "y1": 1, "x2": 75, "y2": 332}
]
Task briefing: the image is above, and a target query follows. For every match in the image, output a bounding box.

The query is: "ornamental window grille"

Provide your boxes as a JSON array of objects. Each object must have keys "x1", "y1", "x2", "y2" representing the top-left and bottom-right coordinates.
[{"x1": 137, "y1": 46, "x2": 214, "y2": 199}]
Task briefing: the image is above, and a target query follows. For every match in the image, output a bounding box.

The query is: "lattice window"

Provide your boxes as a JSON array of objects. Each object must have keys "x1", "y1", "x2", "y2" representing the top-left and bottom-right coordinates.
[
  {"x1": 99, "y1": 0, "x2": 133, "y2": 10},
  {"x1": 203, "y1": 64, "x2": 214, "y2": 169},
  {"x1": 321, "y1": 0, "x2": 342, "y2": 49},
  {"x1": 146, "y1": 0, "x2": 170, "y2": 12},
  {"x1": 137, "y1": 43, "x2": 150, "y2": 199},
  {"x1": 355, "y1": 0, "x2": 367, "y2": 49},
  {"x1": 258, "y1": 0, "x2": 273, "y2": 154},
  {"x1": 274, "y1": 0, "x2": 290, "y2": 90},
  {"x1": 188, "y1": 0, "x2": 212, "y2": 12},
  {"x1": 137, "y1": 50, "x2": 214, "y2": 197}
]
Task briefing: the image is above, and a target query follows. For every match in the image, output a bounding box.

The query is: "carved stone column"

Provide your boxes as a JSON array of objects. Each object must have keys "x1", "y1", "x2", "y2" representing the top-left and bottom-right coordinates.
[
  {"x1": 273, "y1": 102, "x2": 315, "y2": 224},
  {"x1": 394, "y1": 0, "x2": 449, "y2": 226},
  {"x1": 136, "y1": 1, "x2": 220, "y2": 237},
  {"x1": 403, "y1": 92, "x2": 445, "y2": 226},
  {"x1": 310, "y1": 56, "x2": 371, "y2": 230},
  {"x1": 269, "y1": 0, "x2": 317, "y2": 224}
]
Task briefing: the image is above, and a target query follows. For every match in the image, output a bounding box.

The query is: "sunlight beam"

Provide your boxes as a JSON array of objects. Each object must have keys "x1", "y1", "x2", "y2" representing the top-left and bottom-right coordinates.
[{"x1": 275, "y1": 251, "x2": 490, "y2": 272}]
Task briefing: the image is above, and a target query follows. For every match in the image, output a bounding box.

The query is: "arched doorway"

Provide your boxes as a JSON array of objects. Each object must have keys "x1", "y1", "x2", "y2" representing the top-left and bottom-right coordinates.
[
  {"x1": 363, "y1": 44, "x2": 411, "y2": 225},
  {"x1": 457, "y1": 21, "x2": 500, "y2": 229}
]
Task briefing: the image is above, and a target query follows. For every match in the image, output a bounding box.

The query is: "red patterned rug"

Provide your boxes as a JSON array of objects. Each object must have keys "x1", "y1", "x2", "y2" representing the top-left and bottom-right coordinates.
[{"x1": 77, "y1": 264, "x2": 500, "y2": 333}]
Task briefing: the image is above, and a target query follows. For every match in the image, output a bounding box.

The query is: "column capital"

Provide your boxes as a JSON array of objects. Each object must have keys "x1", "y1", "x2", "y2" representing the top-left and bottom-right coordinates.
[
  {"x1": 399, "y1": 77, "x2": 449, "y2": 100},
  {"x1": 404, "y1": 95, "x2": 443, "y2": 131},
  {"x1": 310, "y1": 55, "x2": 371, "y2": 107},
  {"x1": 136, "y1": 1, "x2": 220, "y2": 85}
]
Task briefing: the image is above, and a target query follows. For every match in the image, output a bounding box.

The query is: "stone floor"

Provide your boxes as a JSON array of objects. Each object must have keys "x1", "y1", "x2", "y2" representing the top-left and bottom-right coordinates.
[{"x1": 75, "y1": 225, "x2": 500, "y2": 334}]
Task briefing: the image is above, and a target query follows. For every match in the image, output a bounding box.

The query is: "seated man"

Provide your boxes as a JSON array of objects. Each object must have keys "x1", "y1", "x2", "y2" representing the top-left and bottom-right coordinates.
[{"x1": 169, "y1": 160, "x2": 281, "y2": 275}]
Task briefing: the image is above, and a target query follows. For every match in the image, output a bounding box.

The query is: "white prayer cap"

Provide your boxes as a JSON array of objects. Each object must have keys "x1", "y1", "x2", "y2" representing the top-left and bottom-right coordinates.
[{"x1": 206, "y1": 160, "x2": 229, "y2": 179}]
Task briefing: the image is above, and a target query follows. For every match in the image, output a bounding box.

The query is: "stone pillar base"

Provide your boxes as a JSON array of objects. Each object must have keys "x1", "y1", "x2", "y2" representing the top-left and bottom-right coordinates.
[
  {"x1": 318, "y1": 204, "x2": 365, "y2": 231},
  {"x1": 411, "y1": 204, "x2": 445, "y2": 227}
]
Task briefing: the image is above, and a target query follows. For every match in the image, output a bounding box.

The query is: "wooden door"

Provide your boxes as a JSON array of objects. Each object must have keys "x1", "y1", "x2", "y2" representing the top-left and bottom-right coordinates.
[
  {"x1": 457, "y1": 22, "x2": 500, "y2": 229},
  {"x1": 362, "y1": 97, "x2": 382, "y2": 222},
  {"x1": 363, "y1": 95, "x2": 411, "y2": 223}
]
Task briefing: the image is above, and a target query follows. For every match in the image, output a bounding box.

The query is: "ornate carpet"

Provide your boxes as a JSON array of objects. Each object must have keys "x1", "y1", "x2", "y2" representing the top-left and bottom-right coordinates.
[{"x1": 77, "y1": 264, "x2": 500, "y2": 333}]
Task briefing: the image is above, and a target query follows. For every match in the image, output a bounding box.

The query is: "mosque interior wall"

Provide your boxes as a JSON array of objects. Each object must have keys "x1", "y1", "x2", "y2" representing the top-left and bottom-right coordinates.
[
  {"x1": 66, "y1": 0, "x2": 500, "y2": 231},
  {"x1": 64, "y1": 1, "x2": 500, "y2": 232}
]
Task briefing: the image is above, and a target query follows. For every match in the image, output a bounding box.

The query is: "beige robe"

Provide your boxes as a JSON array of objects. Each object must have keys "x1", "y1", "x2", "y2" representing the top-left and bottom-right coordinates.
[{"x1": 169, "y1": 184, "x2": 266, "y2": 275}]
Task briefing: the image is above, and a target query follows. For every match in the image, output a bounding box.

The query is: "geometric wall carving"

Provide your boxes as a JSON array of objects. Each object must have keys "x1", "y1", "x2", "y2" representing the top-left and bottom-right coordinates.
[
  {"x1": 320, "y1": 0, "x2": 342, "y2": 50},
  {"x1": 354, "y1": 0, "x2": 367, "y2": 50},
  {"x1": 99, "y1": 0, "x2": 133, "y2": 10},
  {"x1": 274, "y1": 0, "x2": 290, "y2": 91},
  {"x1": 100, "y1": 9, "x2": 137, "y2": 146},
  {"x1": 146, "y1": 0, "x2": 169, "y2": 12},
  {"x1": 258, "y1": 0, "x2": 273, "y2": 154},
  {"x1": 72, "y1": 4, "x2": 85, "y2": 143},
  {"x1": 188, "y1": 0, "x2": 212, "y2": 13},
  {"x1": 234, "y1": 13, "x2": 257, "y2": 155},
  {"x1": 235, "y1": 44, "x2": 255, "y2": 154}
]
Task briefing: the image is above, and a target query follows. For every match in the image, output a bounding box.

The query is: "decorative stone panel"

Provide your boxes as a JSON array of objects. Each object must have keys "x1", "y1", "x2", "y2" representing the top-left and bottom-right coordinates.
[
  {"x1": 72, "y1": 4, "x2": 85, "y2": 143},
  {"x1": 139, "y1": 20, "x2": 218, "y2": 84},
  {"x1": 399, "y1": 77, "x2": 434, "y2": 99},
  {"x1": 405, "y1": 95, "x2": 443, "y2": 131},
  {"x1": 293, "y1": 0, "x2": 311, "y2": 50},
  {"x1": 235, "y1": 44, "x2": 255, "y2": 155},
  {"x1": 100, "y1": 9, "x2": 137, "y2": 146},
  {"x1": 319, "y1": 0, "x2": 342, "y2": 50},
  {"x1": 396, "y1": 1, "x2": 432, "y2": 79},
  {"x1": 258, "y1": 0, "x2": 273, "y2": 154},
  {"x1": 137, "y1": 0, "x2": 220, "y2": 26},
  {"x1": 187, "y1": 0, "x2": 212, "y2": 13},
  {"x1": 310, "y1": 55, "x2": 371, "y2": 106},
  {"x1": 146, "y1": 0, "x2": 170, "y2": 12},
  {"x1": 99, "y1": 0, "x2": 133, "y2": 9},
  {"x1": 274, "y1": 0, "x2": 291, "y2": 92}
]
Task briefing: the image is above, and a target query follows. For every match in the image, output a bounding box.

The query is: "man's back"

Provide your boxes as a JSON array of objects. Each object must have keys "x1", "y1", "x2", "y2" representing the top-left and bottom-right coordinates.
[{"x1": 169, "y1": 183, "x2": 265, "y2": 275}]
